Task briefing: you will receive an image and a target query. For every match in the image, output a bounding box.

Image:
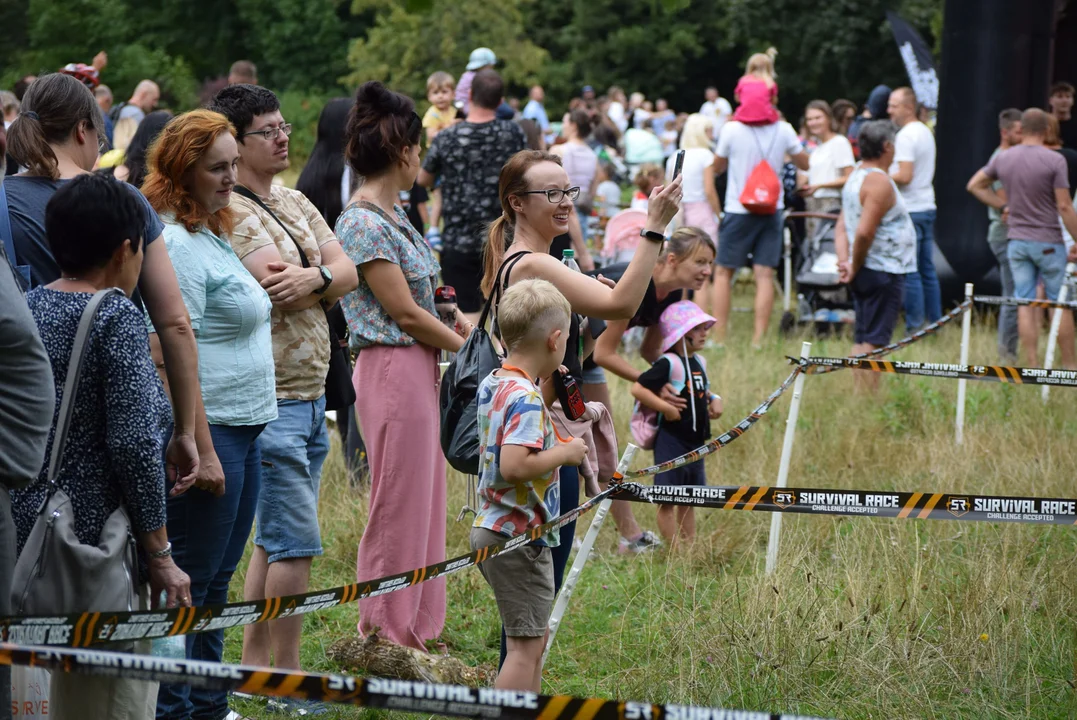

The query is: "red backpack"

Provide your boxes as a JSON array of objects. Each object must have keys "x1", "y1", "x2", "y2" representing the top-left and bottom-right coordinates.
[{"x1": 738, "y1": 126, "x2": 782, "y2": 215}]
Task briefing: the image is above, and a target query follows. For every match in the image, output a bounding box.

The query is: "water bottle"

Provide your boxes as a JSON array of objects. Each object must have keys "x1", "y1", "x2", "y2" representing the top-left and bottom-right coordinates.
[
  {"x1": 561, "y1": 248, "x2": 580, "y2": 272},
  {"x1": 151, "y1": 592, "x2": 187, "y2": 658}
]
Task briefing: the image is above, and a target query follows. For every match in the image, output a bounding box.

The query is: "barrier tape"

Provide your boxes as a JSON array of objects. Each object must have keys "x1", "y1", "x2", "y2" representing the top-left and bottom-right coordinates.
[
  {"x1": 809, "y1": 299, "x2": 971, "y2": 375},
  {"x1": 796, "y1": 357, "x2": 1077, "y2": 388},
  {"x1": 0, "y1": 644, "x2": 832, "y2": 720},
  {"x1": 613, "y1": 484, "x2": 1077, "y2": 526},
  {"x1": 624, "y1": 367, "x2": 802, "y2": 479},
  {"x1": 974, "y1": 295, "x2": 1077, "y2": 311},
  {"x1": 0, "y1": 480, "x2": 624, "y2": 648}
]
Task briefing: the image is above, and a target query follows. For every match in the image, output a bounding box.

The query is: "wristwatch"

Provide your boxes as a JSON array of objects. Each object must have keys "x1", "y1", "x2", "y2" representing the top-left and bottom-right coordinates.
[
  {"x1": 639, "y1": 229, "x2": 665, "y2": 243},
  {"x1": 314, "y1": 265, "x2": 333, "y2": 294},
  {"x1": 149, "y1": 542, "x2": 173, "y2": 560}
]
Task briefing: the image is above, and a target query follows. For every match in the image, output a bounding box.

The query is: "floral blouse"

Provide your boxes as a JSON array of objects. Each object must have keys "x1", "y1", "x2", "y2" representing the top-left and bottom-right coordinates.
[
  {"x1": 335, "y1": 202, "x2": 440, "y2": 351},
  {"x1": 12, "y1": 289, "x2": 170, "y2": 557}
]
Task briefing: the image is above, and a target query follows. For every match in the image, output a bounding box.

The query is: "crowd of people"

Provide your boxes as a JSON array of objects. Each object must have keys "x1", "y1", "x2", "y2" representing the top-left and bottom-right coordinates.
[{"x1": 0, "y1": 45, "x2": 1076, "y2": 720}]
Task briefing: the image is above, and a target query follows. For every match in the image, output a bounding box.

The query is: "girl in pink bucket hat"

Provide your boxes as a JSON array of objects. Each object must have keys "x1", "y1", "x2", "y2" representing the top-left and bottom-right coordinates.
[{"x1": 631, "y1": 300, "x2": 723, "y2": 546}]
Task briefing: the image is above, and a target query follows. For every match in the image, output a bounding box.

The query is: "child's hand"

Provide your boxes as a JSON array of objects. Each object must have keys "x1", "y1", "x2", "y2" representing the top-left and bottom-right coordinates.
[
  {"x1": 560, "y1": 437, "x2": 588, "y2": 467},
  {"x1": 660, "y1": 384, "x2": 688, "y2": 410},
  {"x1": 708, "y1": 395, "x2": 723, "y2": 419},
  {"x1": 662, "y1": 406, "x2": 681, "y2": 423}
]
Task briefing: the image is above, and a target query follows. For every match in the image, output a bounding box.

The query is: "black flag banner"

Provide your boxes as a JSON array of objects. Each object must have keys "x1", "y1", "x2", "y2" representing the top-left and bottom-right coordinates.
[{"x1": 887, "y1": 11, "x2": 939, "y2": 110}]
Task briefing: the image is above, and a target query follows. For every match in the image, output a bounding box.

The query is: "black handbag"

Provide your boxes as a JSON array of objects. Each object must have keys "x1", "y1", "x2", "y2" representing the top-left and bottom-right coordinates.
[
  {"x1": 233, "y1": 186, "x2": 356, "y2": 412},
  {"x1": 439, "y1": 251, "x2": 529, "y2": 474}
]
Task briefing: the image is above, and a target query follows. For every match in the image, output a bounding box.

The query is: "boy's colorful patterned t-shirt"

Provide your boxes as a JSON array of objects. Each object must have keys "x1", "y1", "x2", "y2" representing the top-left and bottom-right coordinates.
[{"x1": 474, "y1": 373, "x2": 561, "y2": 547}]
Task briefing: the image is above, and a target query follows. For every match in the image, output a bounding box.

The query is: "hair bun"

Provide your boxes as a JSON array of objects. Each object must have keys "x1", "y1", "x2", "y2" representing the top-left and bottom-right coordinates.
[{"x1": 355, "y1": 81, "x2": 406, "y2": 116}]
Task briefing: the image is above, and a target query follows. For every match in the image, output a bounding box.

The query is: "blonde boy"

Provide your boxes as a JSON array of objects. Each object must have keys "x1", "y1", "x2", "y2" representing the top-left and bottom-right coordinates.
[
  {"x1": 423, "y1": 71, "x2": 456, "y2": 248},
  {"x1": 470, "y1": 279, "x2": 586, "y2": 692}
]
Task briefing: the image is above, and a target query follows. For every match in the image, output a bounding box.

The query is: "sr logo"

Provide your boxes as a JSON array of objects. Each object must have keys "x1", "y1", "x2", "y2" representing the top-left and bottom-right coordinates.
[
  {"x1": 947, "y1": 496, "x2": 969, "y2": 517},
  {"x1": 773, "y1": 491, "x2": 796, "y2": 509}
]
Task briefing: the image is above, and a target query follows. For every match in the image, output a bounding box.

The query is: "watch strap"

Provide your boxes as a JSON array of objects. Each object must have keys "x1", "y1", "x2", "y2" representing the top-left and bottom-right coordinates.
[{"x1": 639, "y1": 229, "x2": 665, "y2": 243}]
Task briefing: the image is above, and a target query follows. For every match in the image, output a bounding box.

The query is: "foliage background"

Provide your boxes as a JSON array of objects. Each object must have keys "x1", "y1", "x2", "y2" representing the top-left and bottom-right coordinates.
[{"x1": 0, "y1": 0, "x2": 942, "y2": 163}]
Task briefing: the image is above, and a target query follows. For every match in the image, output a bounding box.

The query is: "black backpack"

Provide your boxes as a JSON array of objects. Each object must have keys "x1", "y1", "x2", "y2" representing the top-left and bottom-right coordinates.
[
  {"x1": 439, "y1": 252, "x2": 528, "y2": 474},
  {"x1": 107, "y1": 102, "x2": 127, "y2": 125}
]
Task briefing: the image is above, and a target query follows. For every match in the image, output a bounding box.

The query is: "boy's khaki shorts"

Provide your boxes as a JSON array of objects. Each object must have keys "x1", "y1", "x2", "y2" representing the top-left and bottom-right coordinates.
[{"x1": 469, "y1": 527, "x2": 555, "y2": 638}]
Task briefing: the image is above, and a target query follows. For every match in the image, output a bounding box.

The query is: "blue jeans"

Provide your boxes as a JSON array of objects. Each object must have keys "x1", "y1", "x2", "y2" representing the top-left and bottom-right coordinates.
[
  {"x1": 988, "y1": 222, "x2": 1018, "y2": 361},
  {"x1": 254, "y1": 398, "x2": 330, "y2": 562},
  {"x1": 1008, "y1": 239, "x2": 1067, "y2": 300},
  {"x1": 156, "y1": 423, "x2": 265, "y2": 720},
  {"x1": 498, "y1": 465, "x2": 579, "y2": 667},
  {"x1": 903, "y1": 209, "x2": 942, "y2": 331}
]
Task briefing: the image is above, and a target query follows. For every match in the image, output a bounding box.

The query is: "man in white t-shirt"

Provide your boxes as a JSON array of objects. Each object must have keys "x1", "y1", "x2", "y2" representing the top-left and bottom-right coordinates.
[
  {"x1": 888, "y1": 86, "x2": 940, "y2": 331},
  {"x1": 700, "y1": 86, "x2": 733, "y2": 141},
  {"x1": 712, "y1": 120, "x2": 808, "y2": 345},
  {"x1": 607, "y1": 86, "x2": 628, "y2": 134}
]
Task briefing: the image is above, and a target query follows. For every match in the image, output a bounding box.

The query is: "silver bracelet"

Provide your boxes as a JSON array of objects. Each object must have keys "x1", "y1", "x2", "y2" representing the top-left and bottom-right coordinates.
[{"x1": 149, "y1": 541, "x2": 173, "y2": 559}]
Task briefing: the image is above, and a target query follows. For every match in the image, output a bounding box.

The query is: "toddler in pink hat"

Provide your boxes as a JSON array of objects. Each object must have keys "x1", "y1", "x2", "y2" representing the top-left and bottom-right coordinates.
[{"x1": 631, "y1": 300, "x2": 723, "y2": 546}]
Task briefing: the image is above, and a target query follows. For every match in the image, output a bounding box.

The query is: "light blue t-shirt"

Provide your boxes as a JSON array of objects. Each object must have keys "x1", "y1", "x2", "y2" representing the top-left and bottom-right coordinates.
[
  {"x1": 161, "y1": 220, "x2": 277, "y2": 426},
  {"x1": 522, "y1": 99, "x2": 550, "y2": 132}
]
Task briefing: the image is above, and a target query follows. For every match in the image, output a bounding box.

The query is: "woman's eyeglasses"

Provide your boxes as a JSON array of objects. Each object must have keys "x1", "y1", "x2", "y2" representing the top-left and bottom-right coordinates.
[
  {"x1": 242, "y1": 123, "x2": 293, "y2": 141},
  {"x1": 519, "y1": 187, "x2": 581, "y2": 204}
]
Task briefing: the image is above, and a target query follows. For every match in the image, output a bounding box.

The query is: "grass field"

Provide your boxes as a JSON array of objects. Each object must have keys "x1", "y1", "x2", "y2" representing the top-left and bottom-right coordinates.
[{"x1": 225, "y1": 291, "x2": 1077, "y2": 720}]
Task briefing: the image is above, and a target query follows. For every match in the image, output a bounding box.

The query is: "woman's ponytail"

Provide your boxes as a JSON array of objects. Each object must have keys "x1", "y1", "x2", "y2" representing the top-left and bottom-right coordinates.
[
  {"x1": 6, "y1": 73, "x2": 106, "y2": 180},
  {"x1": 482, "y1": 215, "x2": 510, "y2": 297},
  {"x1": 7, "y1": 112, "x2": 60, "y2": 179}
]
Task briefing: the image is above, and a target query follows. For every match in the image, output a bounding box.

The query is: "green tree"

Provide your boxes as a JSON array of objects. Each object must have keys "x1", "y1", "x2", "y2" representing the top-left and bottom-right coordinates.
[
  {"x1": 344, "y1": 0, "x2": 548, "y2": 106},
  {"x1": 235, "y1": 0, "x2": 364, "y2": 92}
]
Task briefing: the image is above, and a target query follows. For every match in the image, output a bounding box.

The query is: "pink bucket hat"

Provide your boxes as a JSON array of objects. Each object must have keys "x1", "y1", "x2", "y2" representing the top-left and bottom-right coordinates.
[{"x1": 658, "y1": 300, "x2": 716, "y2": 353}]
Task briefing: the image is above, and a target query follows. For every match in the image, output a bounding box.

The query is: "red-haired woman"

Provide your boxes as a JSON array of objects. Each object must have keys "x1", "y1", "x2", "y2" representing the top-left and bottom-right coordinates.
[{"x1": 142, "y1": 109, "x2": 277, "y2": 720}]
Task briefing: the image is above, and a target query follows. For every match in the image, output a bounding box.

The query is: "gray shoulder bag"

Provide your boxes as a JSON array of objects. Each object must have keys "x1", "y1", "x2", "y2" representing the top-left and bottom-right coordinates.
[{"x1": 11, "y1": 288, "x2": 138, "y2": 617}]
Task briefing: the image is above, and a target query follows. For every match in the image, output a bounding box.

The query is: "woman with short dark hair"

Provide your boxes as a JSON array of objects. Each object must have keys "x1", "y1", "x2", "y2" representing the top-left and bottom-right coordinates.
[
  {"x1": 11, "y1": 173, "x2": 191, "y2": 719},
  {"x1": 336, "y1": 81, "x2": 470, "y2": 651},
  {"x1": 835, "y1": 120, "x2": 916, "y2": 390}
]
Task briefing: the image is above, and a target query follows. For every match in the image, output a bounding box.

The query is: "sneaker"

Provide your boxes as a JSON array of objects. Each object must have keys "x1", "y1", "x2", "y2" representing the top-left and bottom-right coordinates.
[{"x1": 618, "y1": 530, "x2": 662, "y2": 554}]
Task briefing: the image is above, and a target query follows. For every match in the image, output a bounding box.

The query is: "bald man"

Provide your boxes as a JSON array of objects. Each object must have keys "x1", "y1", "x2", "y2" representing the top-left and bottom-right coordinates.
[
  {"x1": 887, "y1": 86, "x2": 940, "y2": 332},
  {"x1": 118, "y1": 79, "x2": 161, "y2": 125}
]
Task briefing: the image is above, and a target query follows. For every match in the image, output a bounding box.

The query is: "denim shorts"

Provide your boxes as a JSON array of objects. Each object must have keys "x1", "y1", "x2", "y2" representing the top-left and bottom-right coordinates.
[
  {"x1": 851, "y1": 267, "x2": 905, "y2": 346},
  {"x1": 254, "y1": 397, "x2": 331, "y2": 563},
  {"x1": 717, "y1": 212, "x2": 783, "y2": 269},
  {"x1": 581, "y1": 362, "x2": 606, "y2": 385},
  {"x1": 1007, "y1": 239, "x2": 1067, "y2": 300}
]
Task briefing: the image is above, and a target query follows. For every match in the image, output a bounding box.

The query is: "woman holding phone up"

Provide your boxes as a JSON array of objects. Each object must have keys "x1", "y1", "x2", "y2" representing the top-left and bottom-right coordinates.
[{"x1": 480, "y1": 149, "x2": 682, "y2": 589}]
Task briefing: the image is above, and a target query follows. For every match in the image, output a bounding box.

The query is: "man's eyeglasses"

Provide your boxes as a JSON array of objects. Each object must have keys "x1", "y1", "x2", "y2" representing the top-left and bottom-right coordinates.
[
  {"x1": 519, "y1": 187, "x2": 581, "y2": 204},
  {"x1": 242, "y1": 123, "x2": 293, "y2": 141}
]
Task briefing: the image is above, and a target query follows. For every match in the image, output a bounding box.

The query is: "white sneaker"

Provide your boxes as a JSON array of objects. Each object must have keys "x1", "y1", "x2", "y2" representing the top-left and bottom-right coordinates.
[{"x1": 618, "y1": 530, "x2": 662, "y2": 554}]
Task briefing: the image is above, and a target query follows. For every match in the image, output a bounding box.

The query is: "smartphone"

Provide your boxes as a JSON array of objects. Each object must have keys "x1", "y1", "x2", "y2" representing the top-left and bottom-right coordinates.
[{"x1": 673, "y1": 149, "x2": 686, "y2": 180}]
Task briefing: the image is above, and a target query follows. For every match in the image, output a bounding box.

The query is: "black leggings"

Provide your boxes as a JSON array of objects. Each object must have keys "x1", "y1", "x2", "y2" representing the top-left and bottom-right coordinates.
[{"x1": 498, "y1": 465, "x2": 578, "y2": 666}]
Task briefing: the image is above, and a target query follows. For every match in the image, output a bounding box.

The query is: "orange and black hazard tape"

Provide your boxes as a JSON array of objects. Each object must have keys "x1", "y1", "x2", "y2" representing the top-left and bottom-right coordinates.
[
  {"x1": 613, "y1": 483, "x2": 1077, "y2": 526},
  {"x1": 0, "y1": 643, "x2": 832, "y2": 720},
  {"x1": 809, "y1": 299, "x2": 971, "y2": 375},
  {"x1": 625, "y1": 367, "x2": 801, "y2": 479},
  {"x1": 796, "y1": 356, "x2": 1077, "y2": 388},
  {"x1": 974, "y1": 295, "x2": 1077, "y2": 311},
  {"x1": 0, "y1": 480, "x2": 625, "y2": 648}
]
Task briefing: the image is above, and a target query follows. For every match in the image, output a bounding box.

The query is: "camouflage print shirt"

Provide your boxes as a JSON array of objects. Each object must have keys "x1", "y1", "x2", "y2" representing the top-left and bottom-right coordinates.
[{"x1": 228, "y1": 186, "x2": 333, "y2": 401}]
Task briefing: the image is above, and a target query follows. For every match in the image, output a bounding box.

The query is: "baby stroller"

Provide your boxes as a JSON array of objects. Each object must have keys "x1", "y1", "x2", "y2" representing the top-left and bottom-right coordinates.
[{"x1": 779, "y1": 211, "x2": 855, "y2": 336}]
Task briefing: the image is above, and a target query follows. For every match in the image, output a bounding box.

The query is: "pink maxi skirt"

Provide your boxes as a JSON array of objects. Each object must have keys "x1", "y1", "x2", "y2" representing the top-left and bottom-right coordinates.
[{"x1": 354, "y1": 342, "x2": 446, "y2": 650}]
